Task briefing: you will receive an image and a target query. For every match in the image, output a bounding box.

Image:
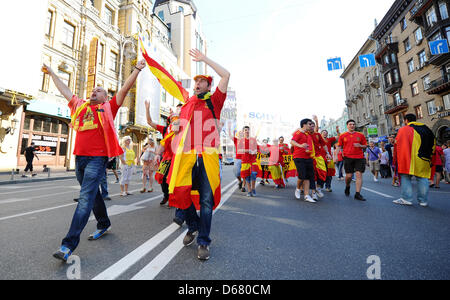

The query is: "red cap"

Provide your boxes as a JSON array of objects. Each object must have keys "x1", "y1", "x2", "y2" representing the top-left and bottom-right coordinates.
[{"x1": 194, "y1": 75, "x2": 213, "y2": 85}]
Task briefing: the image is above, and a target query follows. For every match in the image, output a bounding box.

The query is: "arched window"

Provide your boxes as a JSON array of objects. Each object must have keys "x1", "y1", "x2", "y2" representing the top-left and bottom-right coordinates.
[{"x1": 136, "y1": 22, "x2": 142, "y2": 34}]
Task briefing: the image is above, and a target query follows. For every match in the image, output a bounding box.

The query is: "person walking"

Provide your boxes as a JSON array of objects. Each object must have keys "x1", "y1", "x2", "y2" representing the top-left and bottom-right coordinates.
[
  {"x1": 366, "y1": 141, "x2": 382, "y2": 182},
  {"x1": 337, "y1": 119, "x2": 368, "y2": 201},
  {"x1": 106, "y1": 157, "x2": 120, "y2": 183},
  {"x1": 393, "y1": 114, "x2": 436, "y2": 207},
  {"x1": 140, "y1": 138, "x2": 157, "y2": 193},
  {"x1": 22, "y1": 142, "x2": 39, "y2": 177},
  {"x1": 240, "y1": 126, "x2": 258, "y2": 197},
  {"x1": 380, "y1": 146, "x2": 390, "y2": 179},
  {"x1": 167, "y1": 49, "x2": 230, "y2": 261},
  {"x1": 335, "y1": 145, "x2": 344, "y2": 180},
  {"x1": 233, "y1": 130, "x2": 246, "y2": 192},
  {"x1": 269, "y1": 138, "x2": 286, "y2": 189},
  {"x1": 444, "y1": 140, "x2": 450, "y2": 183},
  {"x1": 429, "y1": 143, "x2": 444, "y2": 188},
  {"x1": 44, "y1": 59, "x2": 146, "y2": 262},
  {"x1": 259, "y1": 139, "x2": 271, "y2": 186},
  {"x1": 120, "y1": 136, "x2": 136, "y2": 197}
]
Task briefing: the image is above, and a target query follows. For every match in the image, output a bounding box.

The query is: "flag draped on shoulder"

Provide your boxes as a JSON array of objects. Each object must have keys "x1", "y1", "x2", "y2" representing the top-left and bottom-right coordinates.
[
  {"x1": 139, "y1": 37, "x2": 189, "y2": 103},
  {"x1": 310, "y1": 137, "x2": 327, "y2": 182}
]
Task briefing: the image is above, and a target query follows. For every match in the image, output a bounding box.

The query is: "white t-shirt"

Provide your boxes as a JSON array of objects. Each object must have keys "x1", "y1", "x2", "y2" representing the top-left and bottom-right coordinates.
[
  {"x1": 444, "y1": 148, "x2": 450, "y2": 172},
  {"x1": 380, "y1": 151, "x2": 389, "y2": 165}
]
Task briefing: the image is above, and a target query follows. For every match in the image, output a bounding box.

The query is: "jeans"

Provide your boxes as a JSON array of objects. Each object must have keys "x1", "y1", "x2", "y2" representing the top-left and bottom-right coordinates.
[
  {"x1": 400, "y1": 174, "x2": 429, "y2": 204},
  {"x1": 184, "y1": 157, "x2": 216, "y2": 246},
  {"x1": 336, "y1": 161, "x2": 344, "y2": 178},
  {"x1": 325, "y1": 176, "x2": 332, "y2": 189},
  {"x1": 62, "y1": 156, "x2": 111, "y2": 251},
  {"x1": 100, "y1": 171, "x2": 108, "y2": 198}
]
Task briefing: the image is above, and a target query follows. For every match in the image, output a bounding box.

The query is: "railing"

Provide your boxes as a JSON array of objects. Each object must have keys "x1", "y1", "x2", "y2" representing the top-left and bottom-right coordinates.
[
  {"x1": 410, "y1": 0, "x2": 430, "y2": 18},
  {"x1": 425, "y1": 72, "x2": 450, "y2": 91},
  {"x1": 384, "y1": 99, "x2": 408, "y2": 113}
]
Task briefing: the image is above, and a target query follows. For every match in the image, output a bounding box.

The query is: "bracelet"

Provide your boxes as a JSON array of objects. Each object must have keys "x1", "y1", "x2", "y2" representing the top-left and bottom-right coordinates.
[{"x1": 135, "y1": 66, "x2": 142, "y2": 72}]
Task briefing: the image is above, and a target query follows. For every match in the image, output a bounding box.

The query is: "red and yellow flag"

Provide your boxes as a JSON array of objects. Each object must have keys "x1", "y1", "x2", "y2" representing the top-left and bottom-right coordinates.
[{"x1": 139, "y1": 37, "x2": 189, "y2": 103}]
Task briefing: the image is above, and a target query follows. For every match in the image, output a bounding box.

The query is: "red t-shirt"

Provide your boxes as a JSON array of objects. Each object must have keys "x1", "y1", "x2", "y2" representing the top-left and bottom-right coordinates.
[
  {"x1": 434, "y1": 146, "x2": 444, "y2": 166},
  {"x1": 292, "y1": 130, "x2": 313, "y2": 159},
  {"x1": 73, "y1": 96, "x2": 120, "y2": 157},
  {"x1": 234, "y1": 137, "x2": 244, "y2": 160},
  {"x1": 241, "y1": 137, "x2": 258, "y2": 164},
  {"x1": 338, "y1": 131, "x2": 367, "y2": 159},
  {"x1": 156, "y1": 125, "x2": 174, "y2": 160},
  {"x1": 184, "y1": 89, "x2": 227, "y2": 152},
  {"x1": 279, "y1": 143, "x2": 290, "y2": 155},
  {"x1": 324, "y1": 137, "x2": 337, "y2": 154},
  {"x1": 310, "y1": 132, "x2": 327, "y2": 157}
]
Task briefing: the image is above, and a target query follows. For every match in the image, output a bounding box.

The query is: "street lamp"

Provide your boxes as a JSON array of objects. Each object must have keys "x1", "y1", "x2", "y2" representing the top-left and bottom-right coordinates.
[{"x1": 6, "y1": 118, "x2": 19, "y2": 135}]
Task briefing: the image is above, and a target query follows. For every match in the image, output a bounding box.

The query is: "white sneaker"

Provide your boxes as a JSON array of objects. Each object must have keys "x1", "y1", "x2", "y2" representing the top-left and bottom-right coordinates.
[
  {"x1": 374, "y1": 176, "x2": 378, "y2": 182},
  {"x1": 393, "y1": 198, "x2": 412, "y2": 206},
  {"x1": 316, "y1": 190, "x2": 324, "y2": 198},
  {"x1": 419, "y1": 202, "x2": 428, "y2": 207},
  {"x1": 295, "y1": 189, "x2": 301, "y2": 200},
  {"x1": 311, "y1": 192, "x2": 319, "y2": 201},
  {"x1": 304, "y1": 195, "x2": 316, "y2": 203}
]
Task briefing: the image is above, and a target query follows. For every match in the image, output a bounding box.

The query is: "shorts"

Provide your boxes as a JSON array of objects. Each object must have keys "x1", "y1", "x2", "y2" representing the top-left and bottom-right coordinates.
[
  {"x1": 435, "y1": 165, "x2": 443, "y2": 173},
  {"x1": 369, "y1": 160, "x2": 380, "y2": 172},
  {"x1": 120, "y1": 165, "x2": 134, "y2": 185},
  {"x1": 293, "y1": 158, "x2": 314, "y2": 181},
  {"x1": 344, "y1": 157, "x2": 366, "y2": 174},
  {"x1": 24, "y1": 160, "x2": 33, "y2": 172},
  {"x1": 106, "y1": 158, "x2": 117, "y2": 170},
  {"x1": 245, "y1": 171, "x2": 258, "y2": 183},
  {"x1": 234, "y1": 159, "x2": 242, "y2": 178}
]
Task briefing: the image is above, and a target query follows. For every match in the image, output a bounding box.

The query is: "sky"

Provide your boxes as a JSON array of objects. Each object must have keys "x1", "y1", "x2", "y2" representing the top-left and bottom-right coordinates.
[{"x1": 194, "y1": 0, "x2": 395, "y2": 126}]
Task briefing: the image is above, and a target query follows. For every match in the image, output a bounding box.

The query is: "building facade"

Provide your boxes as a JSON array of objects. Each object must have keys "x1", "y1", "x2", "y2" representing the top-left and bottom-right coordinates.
[
  {"x1": 341, "y1": 39, "x2": 390, "y2": 137},
  {"x1": 372, "y1": 0, "x2": 450, "y2": 143}
]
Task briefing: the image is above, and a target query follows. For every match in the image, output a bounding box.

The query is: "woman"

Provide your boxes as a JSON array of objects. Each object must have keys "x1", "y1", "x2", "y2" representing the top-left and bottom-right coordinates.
[
  {"x1": 120, "y1": 136, "x2": 136, "y2": 197},
  {"x1": 141, "y1": 138, "x2": 157, "y2": 193}
]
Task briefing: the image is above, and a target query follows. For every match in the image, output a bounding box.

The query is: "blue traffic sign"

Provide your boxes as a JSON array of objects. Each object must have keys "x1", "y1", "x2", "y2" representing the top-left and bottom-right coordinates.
[
  {"x1": 359, "y1": 54, "x2": 376, "y2": 68},
  {"x1": 429, "y1": 39, "x2": 449, "y2": 55},
  {"x1": 327, "y1": 58, "x2": 343, "y2": 71}
]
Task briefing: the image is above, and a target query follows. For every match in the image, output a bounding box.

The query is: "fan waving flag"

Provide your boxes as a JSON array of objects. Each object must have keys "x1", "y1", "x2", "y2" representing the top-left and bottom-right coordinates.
[{"x1": 139, "y1": 37, "x2": 189, "y2": 103}]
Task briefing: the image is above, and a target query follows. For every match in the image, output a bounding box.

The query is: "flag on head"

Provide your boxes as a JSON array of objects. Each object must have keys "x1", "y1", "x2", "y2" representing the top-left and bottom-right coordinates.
[{"x1": 139, "y1": 36, "x2": 189, "y2": 103}]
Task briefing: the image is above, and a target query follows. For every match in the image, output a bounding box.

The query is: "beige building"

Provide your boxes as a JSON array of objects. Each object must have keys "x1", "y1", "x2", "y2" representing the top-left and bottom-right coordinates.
[
  {"x1": 341, "y1": 39, "x2": 391, "y2": 137},
  {"x1": 372, "y1": 0, "x2": 450, "y2": 143}
]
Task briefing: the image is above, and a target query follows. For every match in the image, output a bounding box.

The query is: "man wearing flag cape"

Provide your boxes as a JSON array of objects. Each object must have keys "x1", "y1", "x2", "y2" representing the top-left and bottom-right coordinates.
[{"x1": 139, "y1": 41, "x2": 230, "y2": 260}]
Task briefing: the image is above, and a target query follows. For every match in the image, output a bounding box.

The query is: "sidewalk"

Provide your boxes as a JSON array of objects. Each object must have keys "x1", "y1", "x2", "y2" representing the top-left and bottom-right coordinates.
[{"x1": 0, "y1": 167, "x2": 144, "y2": 186}]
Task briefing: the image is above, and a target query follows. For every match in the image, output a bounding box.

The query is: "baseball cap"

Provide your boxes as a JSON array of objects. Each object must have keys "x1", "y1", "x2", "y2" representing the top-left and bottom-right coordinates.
[{"x1": 194, "y1": 75, "x2": 213, "y2": 85}]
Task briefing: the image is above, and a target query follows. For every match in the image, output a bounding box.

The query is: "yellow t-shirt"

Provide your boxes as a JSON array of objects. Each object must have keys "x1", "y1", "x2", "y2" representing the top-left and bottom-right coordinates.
[{"x1": 124, "y1": 148, "x2": 136, "y2": 166}]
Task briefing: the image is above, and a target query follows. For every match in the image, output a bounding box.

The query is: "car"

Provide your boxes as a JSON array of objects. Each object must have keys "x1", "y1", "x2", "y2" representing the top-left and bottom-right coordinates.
[{"x1": 223, "y1": 157, "x2": 234, "y2": 165}]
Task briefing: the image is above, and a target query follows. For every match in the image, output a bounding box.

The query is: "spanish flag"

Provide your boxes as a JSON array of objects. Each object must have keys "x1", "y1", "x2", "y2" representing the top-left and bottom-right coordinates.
[
  {"x1": 395, "y1": 122, "x2": 435, "y2": 179},
  {"x1": 139, "y1": 37, "x2": 189, "y2": 103},
  {"x1": 310, "y1": 137, "x2": 327, "y2": 182}
]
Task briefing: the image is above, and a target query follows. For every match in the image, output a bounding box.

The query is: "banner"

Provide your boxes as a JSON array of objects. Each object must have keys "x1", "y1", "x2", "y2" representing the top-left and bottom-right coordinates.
[{"x1": 256, "y1": 153, "x2": 297, "y2": 179}]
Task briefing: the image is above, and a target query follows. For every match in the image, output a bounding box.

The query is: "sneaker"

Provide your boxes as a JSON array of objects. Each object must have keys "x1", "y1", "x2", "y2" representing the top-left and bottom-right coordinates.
[
  {"x1": 88, "y1": 227, "x2": 111, "y2": 240},
  {"x1": 173, "y1": 217, "x2": 184, "y2": 226},
  {"x1": 419, "y1": 202, "x2": 428, "y2": 207},
  {"x1": 120, "y1": 192, "x2": 126, "y2": 197},
  {"x1": 374, "y1": 177, "x2": 378, "y2": 182},
  {"x1": 247, "y1": 192, "x2": 253, "y2": 197},
  {"x1": 160, "y1": 197, "x2": 168, "y2": 205},
  {"x1": 238, "y1": 182, "x2": 243, "y2": 190},
  {"x1": 345, "y1": 186, "x2": 350, "y2": 196},
  {"x1": 259, "y1": 180, "x2": 265, "y2": 186},
  {"x1": 126, "y1": 192, "x2": 133, "y2": 196},
  {"x1": 147, "y1": 188, "x2": 153, "y2": 193},
  {"x1": 316, "y1": 189, "x2": 324, "y2": 198},
  {"x1": 241, "y1": 187, "x2": 246, "y2": 193},
  {"x1": 252, "y1": 189, "x2": 256, "y2": 197},
  {"x1": 295, "y1": 189, "x2": 301, "y2": 199},
  {"x1": 393, "y1": 198, "x2": 413, "y2": 206},
  {"x1": 73, "y1": 198, "x2": 79, "y2": 202},
  {"x1": 140, "y1": 188, "x2": 146, "y2": 193},
  {"x1": 115, "y1": 179, "x2": 120, "y2": 183},
  {"x1": 104, "y1": 196, "x2": 112, "y2": 201},
  {"x1": 53, "y1": 246, "x2": 72, "y2": 262},
  {"x1": 304, "y1": 195, "x2": 317, "y2": 203},
  {"x1": 265, "y1": 180, "x2": 270, "y2": 184},
  {"x1": 354, "y1": 193, "x2": 366, "y2": 201},
  {"x1": 32, "y1": 174, "x2": 37, "y2": 177},
  {"x1": 311, "y1": 192, "x2": 319, "y2": 201},
  {"x1": 183, "y1": 231, "x2": 197, "y2": 246},
  {"x1": 198, "y1": 245, "x2": 210, "y2": 261},
  {"x1": 21, "y1": 175, "x2": 27, "y2": 178}
]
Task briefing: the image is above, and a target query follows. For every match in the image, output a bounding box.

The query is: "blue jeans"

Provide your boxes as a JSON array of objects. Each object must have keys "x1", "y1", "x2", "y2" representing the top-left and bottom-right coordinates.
[
  {"x1": 184, "y1": 157, "x2": 216, "y2": 246},
  {"x1": 400, "y1": 174, "x2": 429, "y2": 204},
  {"x1": 100, "y1": 171, "x2": 108, "y2": 198},
  {"x1": 62, "y1": 156, "x2": 111, "y2": 251},
  {"x1": 336, "y1": 161, "x2": 344, "y2": 178}
]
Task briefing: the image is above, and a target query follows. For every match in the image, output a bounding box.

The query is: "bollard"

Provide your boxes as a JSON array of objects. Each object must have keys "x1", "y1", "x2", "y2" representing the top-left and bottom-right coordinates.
[{"x1": 11, "y1": 169, "x2": 14, "y2": 181}]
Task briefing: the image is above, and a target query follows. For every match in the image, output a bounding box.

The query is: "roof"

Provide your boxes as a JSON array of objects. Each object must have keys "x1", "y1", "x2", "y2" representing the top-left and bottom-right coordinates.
[{"x1": 153, "y1": 0, "x2": 197, "y2": 14}]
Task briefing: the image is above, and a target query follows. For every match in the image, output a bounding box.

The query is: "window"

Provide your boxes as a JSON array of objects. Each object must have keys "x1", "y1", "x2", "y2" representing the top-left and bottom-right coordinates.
[
  {"x1": 418, "y1": 50, "x2": 427, "y2": 67},
  {"x1": 443, "y1": 93, "x2": 450, "y2": 110},
  {"x1": 407, "y1": 59, "x2": 415, "y2": 73},
  {"x1": 394, "y1": 114, "x2": 402, "y2": 126},
  {"x1": 411, "y1": 82, "x2": 419, "y2": 96},
  {"x1": 46, "y1": 11, "x2": 53, "y2": 35},
  {"x1": 414, "y1": 28, "x2": 423, "y2": 43},
  {"x1": 179, "y1": 6, "x2": 184, "y2": 13},
  {"x1": 57, "y1": 70, "x2": 71, "y2": 91},
  {"x1": 391, "y1": 53, "x2": 397, "y2": 64},
  {"x1": 104, "y1": 6, "x2": 113, "y2": 25},
  {"x1": 98, "y1": 43, "x2": 105, "y2": 66},
  {"x1": 379, "y1": 105, "x2": 384, "y2": 115},
  {"x1": 136, "y1": 22, "x2": 142, "y2": 34},
  {"x1": 439, "y1": 1, "x2": 449, "y2": 20},
  {"x1": 427, "y1": 100, "x2": 437, "y2": 115},
  {"x1": 385, "y1": 72, "x2": 393, "y2": 86},
  {"x1": 404, "y1": 38, "x2": 411, "y2": 52},
  {"x1": 426, "y1": 6, "x2": 438, "y2": 27},
  {"x1": 110, "y1": 51, "x2": 118, "y2": 72},
  {"x1": 431, "y1": 31, "x2": 443, "y2": 41},
  {"x1": 415, "y1": 105, "x2": 424, "y2": 119},
  {"x1": 384, "y1": 54, "x2": 390, "y2": 65},
  {"x1": 394, "y1": 92, "x2": 401, "y2": 105},
  {"x1": 62, "y1": 21, "x2": 75, "y2": 48},
  {"x1": 158, "y1": 11, "x2": 164, "y2": 21},
  {"x1": 423, "y1": 74, "x2": 431, "y2": 90},
  {"x1": 401, "y1": 17, "x2": 407, "y2": 31},
  {"x1": 393, "y1": 68, "x2": 400, "y2": 83},
  {"x1": 446, "y1": 26, "x2": 450, "y2": 42}
]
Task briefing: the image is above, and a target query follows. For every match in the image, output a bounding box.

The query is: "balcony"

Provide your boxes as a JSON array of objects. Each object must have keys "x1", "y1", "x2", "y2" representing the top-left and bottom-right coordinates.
[
  {"x1": 409, "y1": 0, "x2": 433, "y2": 25},
  {"x1": 380, "y1": 62, "x2": 399, "y2": 74},
  {"x1": 426, "y1": 73, "x2": 450, "y2": 95},
  {"x1": 384, "y1": 99, "x2": 408, "y2": 115},
  {"x1": 384, "y1": 80, "x2": 403, "y2": 94},
  {"x1": 375, "y1": 37, "x2": 399, "y2": 61},
  {"x1": 369, "y1": 76, "x2": 380, "y2": 88}
]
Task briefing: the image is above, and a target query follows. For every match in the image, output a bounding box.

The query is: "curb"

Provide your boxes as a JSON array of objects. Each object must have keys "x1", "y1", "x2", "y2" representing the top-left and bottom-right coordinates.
[{"x1": 0, "y1": 175, "x2": 77, "y2": 186}]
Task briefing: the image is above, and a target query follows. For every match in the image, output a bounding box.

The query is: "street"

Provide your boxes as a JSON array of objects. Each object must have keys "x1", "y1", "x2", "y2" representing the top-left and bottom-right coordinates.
[{"x1": 0, "y1": 166, "x2": 449, "y2": 280}]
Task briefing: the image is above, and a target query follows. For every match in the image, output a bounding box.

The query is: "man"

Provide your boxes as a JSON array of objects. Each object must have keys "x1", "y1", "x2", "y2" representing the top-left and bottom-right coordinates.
[
  {"x1": 393, "y1": 114, "x2": 435, "y2": 207},
  {"x1": 259, "y1": 139, "x2": 271, "y2": 186},
  {"x1": 240, "y1": 126, "x2": 258, "y2": 197},
  {"x1": 232, "y1": 130, "x2": 245, "y2": 192},
  {"x1": 429, "y1": 143, "x2": 444, "y2": 188},
  {"x1": 308, "y1": 120, "x2": 330, "y2": 200},
  {"x1": 366, "y1": 141, "x2": 382, "y2": 182},
  {"x1": 291, "y1": 119, "x2": 316, "y2": 203},
  {"x1": 337, "y1": 119, "x2": 368, "y2": 201},
  {"x1": 22, "y1": 142, "x2": 39, "y2": 177},
  {"x1": 320, "y1": 126, "x2": 340, "y2": 192},
  {"x1": 44, "y1": 59, "x2": 147, "y2": 262},
  {"x1": 278, "y1": 136, "x2": 290, "y2": 184},
  {"x1": 444, "y1": 140, "x2": 450, "y2": 183},
  {"x1": 167, "y1": 49, "x2": 230, "y2": 261}
]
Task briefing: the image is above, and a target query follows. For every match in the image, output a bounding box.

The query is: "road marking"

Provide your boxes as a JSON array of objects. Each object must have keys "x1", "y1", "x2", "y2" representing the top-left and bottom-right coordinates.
[
  {"x1": 0, "y1": 190, "x2": 74, "y2": 204},
  {"x1": 92, "y1": 180, "x2": 238, "y2": 280},
  {"x1": 362, "y1": 187, "x2": 394, "y2": 198},
  {"x1": 131, "y1": 185, "x2": 238, "y2": 280},
  {"x1": 0, "y1": 203, "x2": 77, "y2": 222},
  {"x1": 0, "y1": 184, "x2": 76, "y2": 195}
]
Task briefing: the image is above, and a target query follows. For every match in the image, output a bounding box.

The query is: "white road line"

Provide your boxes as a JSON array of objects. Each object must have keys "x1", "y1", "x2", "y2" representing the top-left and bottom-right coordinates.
[
  {"x1": 0, "y1": 183, "x2": 75, "y2": 194},
  {"x1": 0, "y1": 191, "x2": 74, "y2": 204},
  {"x1": 92, "y1": 180, "x2": 238, "y2": 280},
  {"x1": 131, "y1": 185, "x2": 238, "y2": 280},
  {"x1": 362, "y1": 187, "x2": 394, "y2": 198},
  {"x1": 0, "y1": 203, "x2": 77, "y2": 221}
]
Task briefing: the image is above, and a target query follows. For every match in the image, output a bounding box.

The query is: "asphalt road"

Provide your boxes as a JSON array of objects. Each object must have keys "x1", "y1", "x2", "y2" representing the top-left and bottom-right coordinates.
[{"x1": 0, "y1": 166, "x2": 449, "y2": 280}]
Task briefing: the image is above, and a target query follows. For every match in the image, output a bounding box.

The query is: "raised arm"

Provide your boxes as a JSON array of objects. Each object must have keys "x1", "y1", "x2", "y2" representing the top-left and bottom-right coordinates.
[
  {"x1": 116, "y1": 59, "x2": 146, "y2": 107},
  {"x1": 42, "y1": 64, "x2": 73, "y2": 102},
  {"x1": 312, "y1": 115, "x2": 319, "y2": 133},
  {"x1": 145, "y1": 100, "x2": 158, "y2": 129},
  {"x1": 189, "y1": 49, "x2": 230, "y2": 94}
]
